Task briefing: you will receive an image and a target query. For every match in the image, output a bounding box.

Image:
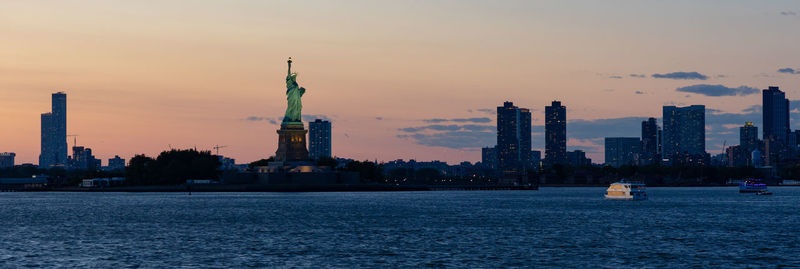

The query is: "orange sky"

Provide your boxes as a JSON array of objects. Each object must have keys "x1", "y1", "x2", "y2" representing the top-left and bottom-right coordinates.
[{"x1": 2, "y1": 1, "x2": 800, "y2": 164}]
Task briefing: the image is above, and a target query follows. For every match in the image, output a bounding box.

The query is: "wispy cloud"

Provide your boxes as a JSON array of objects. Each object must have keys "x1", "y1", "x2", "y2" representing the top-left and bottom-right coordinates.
[
  {"x1": 742, "y1": 105, "x2": 761, "y2": 114},
  {"x1": 475, "y1": 108, "x2": 496, "y2": 115},
  {"x1": 780, "y1": 11, "x2": 797, "y2": 16},
  {"x1": 423, "y1": 117, "x2": 491, "y2": 123},
  {"x1": 778, "y1": 68, "x2": 797, "y2": 74},
  {"x1": 635, "y1": 91, "x2": 645, "y2": 95},
  {"x1": 629, "y1": 74, "x2": 646, "y2": 78},
  {"x1": 675, "y1": 84, "x2": 759, "y2": 97},
  {"x1": 608, "y1": 75, "x2": 623, "y2": 79},
  {"x1": 397, "y1": 131, "x2": 494, "y2": 150},
  {"x1": 245, "y1": 116, "x2": 279, "y2": 125},
  {"x1": 652, "y1": 71, "x2": 709, "y2": 80},
  {"x1": 399, "y1": 124, "x2": 493, "y2": 133},
  {"x1": 302, "y1": 114, "x2": 331, "y2": 122}
]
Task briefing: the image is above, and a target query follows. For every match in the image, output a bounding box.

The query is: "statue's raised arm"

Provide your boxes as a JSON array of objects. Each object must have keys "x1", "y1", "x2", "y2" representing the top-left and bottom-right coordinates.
[{"x1": 287, "y1": 57, "x2": 292, "y2": 77}]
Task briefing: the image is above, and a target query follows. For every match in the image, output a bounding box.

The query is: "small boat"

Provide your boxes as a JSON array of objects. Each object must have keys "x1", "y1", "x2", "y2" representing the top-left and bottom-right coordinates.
[
  {"x1": 739, "y1": 179, "x2": 767, "y2": 193},
  {"x1": 605, "y1": 180, "x2": 647, "y2": 200},
  {"x1": 756, "y1": 190, "x2": 773, "y2": 195}
]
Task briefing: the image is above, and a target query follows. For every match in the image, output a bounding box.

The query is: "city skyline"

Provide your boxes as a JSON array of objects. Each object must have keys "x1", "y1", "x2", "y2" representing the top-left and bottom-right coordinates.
[{"x1": 3, "y1": 1, "x2": 800, "y2": 164}]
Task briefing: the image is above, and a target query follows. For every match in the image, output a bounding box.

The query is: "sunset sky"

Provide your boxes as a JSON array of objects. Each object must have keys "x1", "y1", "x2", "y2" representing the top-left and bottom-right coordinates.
[{"x1": 2, "y1": 0, "x2": 800, "y2": 165}]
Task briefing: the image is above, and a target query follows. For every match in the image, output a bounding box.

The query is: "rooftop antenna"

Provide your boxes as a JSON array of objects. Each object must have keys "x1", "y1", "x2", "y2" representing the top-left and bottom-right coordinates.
[{"x1": 66, "y1": 134, "x2": 79, "y2": 148}]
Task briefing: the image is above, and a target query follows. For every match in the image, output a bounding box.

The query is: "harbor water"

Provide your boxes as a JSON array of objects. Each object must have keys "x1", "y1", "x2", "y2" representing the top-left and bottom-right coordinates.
[{"x1": 1, "y1": 187, "x2": 798, "y2": 268}]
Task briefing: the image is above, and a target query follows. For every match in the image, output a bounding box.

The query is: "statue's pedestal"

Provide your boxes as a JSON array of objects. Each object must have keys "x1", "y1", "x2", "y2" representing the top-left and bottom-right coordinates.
[{"x1": 275, "y1": 123, "x2": 309, "y2": 162}]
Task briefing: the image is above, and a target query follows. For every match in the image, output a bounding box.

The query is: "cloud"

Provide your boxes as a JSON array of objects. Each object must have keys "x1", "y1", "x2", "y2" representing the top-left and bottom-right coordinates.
[
  {"x1": 244, "y1": 116, "x2": 280, "y2": 125},
  {"x1": 742, "y1": 105, "x2": 761, "y2": 114},
  {"x1": 778, "y1": 68, "x2": 797, "y2": 74},
  {"x1": 609, "y1": 75, "x2": 623, "y2": 79},
  {"x1": 397, "y1": 122, "x2": 495, "y2": 149},
  {"x1": 781, "y1": 11, "x2": 797, "y2": 16},
  {"x1": 567, "y1": 138, "x2": 604, "y2": 154},
  {"x1": 423, "y1": 117, "x2": 491, "y2": 123},
  {"x1": 399, "y1": 124, "x2": 493, "y2": 133},
  {"x1": 375, "y1": 117, "x2": 383, "y2": 120},
  {"x1": 629, "y1": 74, "x2": 646, "y2": 78},
  {"x1": 245, "y1": 116, "x2": 267, "y2": 121},
  {"x1": 397, "y1": 131, "x2": 495, "y2": 150},
  {"x1": 475, "y1": 108, "x2": 496, "y2": 115},
  {"x1": 565, "y1": 117, "x2": 649, "y2": 140},
  {"x1": 635, "y1": 91, "x2": 645, "y2": 95},
  {"x1": 302, "y1": 114, "x2": 330, "y2": 122},
  {"x1": 675, "y1": 84, "x2": 759, "y2": 97},
  {"x1": 652, "y1": 72, "x2": 709, "y2": 80}
]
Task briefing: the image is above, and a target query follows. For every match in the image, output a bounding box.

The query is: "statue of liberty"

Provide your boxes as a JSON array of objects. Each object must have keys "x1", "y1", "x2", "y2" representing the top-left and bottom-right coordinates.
[{"x1": 283, "y1": 57, "x2": 305, "y2": 124}]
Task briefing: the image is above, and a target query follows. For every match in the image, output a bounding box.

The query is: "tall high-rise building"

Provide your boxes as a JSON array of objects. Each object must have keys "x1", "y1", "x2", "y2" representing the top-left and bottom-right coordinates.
[
  {"x1": 0, "y1": 152, "x2": 15, "y2": 168},
  {"x1": 481, "y1": 146, "x2": 497, "y2": 169},
  {"x1": 39, "y1": 92, "x2": 67, "y2": 168},
  {"x1": 662, "y1": 105, "x2": 705, "y2": 160},
  {"x1": 496, "y1": 101, "x2": 533, "y2": 176},
  {"x1": 308, "y1": 119, "x2": 332, "y2": 159},
  {"x1": 497, "y1": 102, "x2": 521, "y2": 175},
  {"x1": 545, "y1": 101, "x2": 567, "y2": 166},
  {"x1": 519, "y1": 108, "x2": 532, "y2": 167},
  {"x1": 641, "y1": 117, "x2": 660, "y2": 164},
  {"x1": 605, "y1": 137, "x2": 642, "y2": 167},
  {"x1": 740, "y1": 121, "x2": 759, "y2": 151},
  {"x1": 762, "y1": 86, "x2": 789, "y2": 143}
]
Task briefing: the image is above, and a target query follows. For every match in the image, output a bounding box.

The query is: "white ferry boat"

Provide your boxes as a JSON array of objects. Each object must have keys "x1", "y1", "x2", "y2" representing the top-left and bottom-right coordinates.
[
  {"x1": 739, "y1": 179, "x2": 767, "y2": 193},
  {"x1": 605, "y1": 181, "x2": 647, "y2": 200}
]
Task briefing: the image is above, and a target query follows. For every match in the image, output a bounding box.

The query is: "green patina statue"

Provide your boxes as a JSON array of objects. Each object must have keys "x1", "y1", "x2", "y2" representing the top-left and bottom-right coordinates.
[{"x1": 283, "y1": 57, "x2": 305, "y2": 124}]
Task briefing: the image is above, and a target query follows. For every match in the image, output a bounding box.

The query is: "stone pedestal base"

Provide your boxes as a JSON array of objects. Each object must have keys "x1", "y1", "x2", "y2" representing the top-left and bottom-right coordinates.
[{"x1": 275, "y1": 123, "x2": 309, "y2": 162}]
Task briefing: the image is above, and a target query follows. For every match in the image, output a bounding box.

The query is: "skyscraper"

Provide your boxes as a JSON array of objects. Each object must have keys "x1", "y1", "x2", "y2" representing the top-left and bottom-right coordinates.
[
  {"x1": 740, "y1": 121, "x2": 759, "y2": 152},
  {"x1": 662, "y1": 105, "x2": 705, "y2": 161},
  {"x1": 605, "y1": 137, "x2": 641, "y2": 167},
  {"x1": 545, "y1": 101, "x2": 567, "y2": 166},
  {"x1": 497, "y1": 102, "x2": 521, "y2": 175},
  {"x1": 641, "y1": 117, "x2": 660, "y2": 164},
  {"x1": 519, "y1": 108, "x2": 532, "y2": 168},
  {"x1": 39, "y1": 92, "x2": 67, "y2": 168},
  {"x1": 762, "y1": 86, "x2": 789, "y2": 143},
  {"x1": 308, "y1": 119, "x2": 332, "y2": 159}
]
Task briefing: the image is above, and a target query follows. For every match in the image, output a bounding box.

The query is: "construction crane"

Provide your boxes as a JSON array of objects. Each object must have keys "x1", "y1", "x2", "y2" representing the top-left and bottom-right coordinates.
[
  {"x1": 66, "y1": 134, "x2": 79, "y2": 149},
  {"x1": 721, "y1": 140, "x2": 727, "y2": 155},
  {"x1": 213, "y1": 145, "x2": 228, "y2": 156}
]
